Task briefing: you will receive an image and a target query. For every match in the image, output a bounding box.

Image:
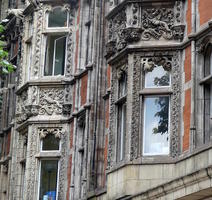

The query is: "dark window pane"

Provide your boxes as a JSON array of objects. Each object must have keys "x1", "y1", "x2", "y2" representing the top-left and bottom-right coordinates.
[
  {"x1": 42, "y1": 134, "x2": 60, "y2": 151},
  {"x1": 117, "y1": 102, "x2": 126, "y2": 161},
  {"x1": 48, "y1": 8, "x2": 68, "y2": 27},
  {"x1": 39, "y1": 160, "x2": 58, "y2": 200},
  {"x1": 143, "y1": 96, "x2": 169, "y2": 155}
]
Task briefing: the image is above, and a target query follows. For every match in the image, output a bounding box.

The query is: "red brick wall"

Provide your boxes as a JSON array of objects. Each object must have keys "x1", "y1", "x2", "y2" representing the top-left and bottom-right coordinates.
[
  {"x1": 107, "y1": 65, "x2": 111, "y2": 88},
  {"x1": 80, "y1": 74, "x2": 88, "y2": 106},
  {"x1": 184, "y1": 46, "x2": 191, "y2": 83},
  {"x1": 6, "y1": 132, "x2": 11, "y2": 155},
  {"x1": 186, "y1": 0, "x2": 192, "y2": 35},
  {"x1": 199, "y1": 0, "x2": 212, "y2": 26},
  {"x1": 183, "y1": 89, "x2": 191, "y2": 151}
]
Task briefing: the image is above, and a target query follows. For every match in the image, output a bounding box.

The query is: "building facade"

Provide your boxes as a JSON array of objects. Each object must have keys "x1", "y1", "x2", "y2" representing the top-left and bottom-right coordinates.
[{"x1": 0, "y1": 0, "x2": 212, "y2": 200}]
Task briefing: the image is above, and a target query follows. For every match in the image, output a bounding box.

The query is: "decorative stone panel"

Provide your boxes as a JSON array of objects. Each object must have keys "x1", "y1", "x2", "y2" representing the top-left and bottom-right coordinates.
[
  {"x1": 39, "y1": 87, "x2": 64, "y2": 115},
  {"x1": 106, "y1": 1, "x2": 185, "y2": 58},
  {"x1": 108, "y1": 59, "x2": 128, "y2": 169}
]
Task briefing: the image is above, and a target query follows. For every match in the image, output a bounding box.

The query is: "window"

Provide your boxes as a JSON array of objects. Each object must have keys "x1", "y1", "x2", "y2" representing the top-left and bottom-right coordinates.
[
  {"x1": 42, "y1": 134, "x2": 60, "y2": 151},
  {"x1": 39, "y1": 160, "x2": 58, "y2": 200},
  {"x1": 48, "y1": 7, "x2": 68, "y2": 28},
  {"x1": 38, "y1": 130, "x2": 61, "y2": 200},
  {"x1": 116, "y1": 69, "x2": 127, "y2": 161},
  {"x1": 202, "y1": 45, "x2": 212, "y2": 143},
  {"x1": 142, "y1": 57, "x2": 171, "y2": 155},
  {"x1": 44, "y1": 7, "x2": 69, "y2": 76},
  {"x1": 44, "y1": 35, "x2": 66, "y2": 76}
]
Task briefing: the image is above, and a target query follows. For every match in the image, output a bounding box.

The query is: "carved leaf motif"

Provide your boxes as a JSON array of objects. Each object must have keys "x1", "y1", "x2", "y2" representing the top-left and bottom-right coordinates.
[{"x1": 39, "y1": 88, "x2": 64, "y2": 115}]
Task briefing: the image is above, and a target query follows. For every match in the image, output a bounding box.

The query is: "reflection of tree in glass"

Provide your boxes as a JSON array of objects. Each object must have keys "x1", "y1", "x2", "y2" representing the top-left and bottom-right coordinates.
[
  {"x1": 152, "y1": 97, "x2": 169, "y2": 137},
  {"x1": 154, "y1": 72, "x2": 169, "y2": 86}
]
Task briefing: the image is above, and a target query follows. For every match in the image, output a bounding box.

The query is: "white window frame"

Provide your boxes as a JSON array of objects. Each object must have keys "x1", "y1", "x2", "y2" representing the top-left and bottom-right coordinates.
[
  {"x1": 143, "y1": 95, "x2": 171, "y2": 156},
  {"x1": 43, "y1": 34, "x2": 68, "y2": 77}
]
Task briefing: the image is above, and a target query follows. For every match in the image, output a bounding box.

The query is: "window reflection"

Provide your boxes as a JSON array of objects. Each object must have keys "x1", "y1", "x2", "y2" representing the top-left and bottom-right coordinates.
[
  {"x1": 48, "y1": 8, "x2": 68, "y2": 28},
  {"x1": 143, "y1": 96, "x2": 169, "y2": 155},
  {"x1": 39, "y1": 160, "x2": 58, "y2": 200},
  {"x1": 145, "y1": 65, "x2": 170, "y2": 88}
]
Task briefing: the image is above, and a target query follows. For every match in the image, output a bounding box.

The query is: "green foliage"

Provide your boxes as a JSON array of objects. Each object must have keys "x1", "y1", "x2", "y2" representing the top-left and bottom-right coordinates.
[{"x1": 0, "y1": 24, "x2": 16, "y2": 75}]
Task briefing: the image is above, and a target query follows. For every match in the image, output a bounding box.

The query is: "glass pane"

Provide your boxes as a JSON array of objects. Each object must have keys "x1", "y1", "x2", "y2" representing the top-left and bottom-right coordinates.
[
  {"x1": 117, "y1": 103, "x2": 126, "y2": 161},
  {"x1": 42, "y1": 134, "x2": 60, "y2": 151},
  {"x1": 54, "y1": 36, "x2": 66, "y2": 75},
  {"x1": 118, "y1": 73, "x2": 127, "y2": 98},
  {"x1": 48, "y1": 8, "x2": 68, "y2": 27},
  {"x1": 145, "y1": 65, "x2": 170, "y2": 88},
  {"x1": 39, "y1": 160, "x2": 58, "y2": 200},
  {"x1": 44, "y1": 35, "x2": 55, "y2": 76},
  {"x1": 44, "y1": 35, "x2": 66, "y2": 76},
  {"x1": 143, "y1": 96, "x2": 169, "y2": 155}
]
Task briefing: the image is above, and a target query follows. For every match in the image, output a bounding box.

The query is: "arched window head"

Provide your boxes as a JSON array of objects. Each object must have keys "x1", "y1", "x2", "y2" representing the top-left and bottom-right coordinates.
[{"x1": 48, "y1": 7, "x2": 68, "y2": 28}]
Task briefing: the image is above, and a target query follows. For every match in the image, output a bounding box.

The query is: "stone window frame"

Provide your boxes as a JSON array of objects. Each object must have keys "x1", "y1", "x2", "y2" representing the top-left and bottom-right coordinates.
[{"x1": 132, "y1": 51, "x2": 181, "y2": 160}]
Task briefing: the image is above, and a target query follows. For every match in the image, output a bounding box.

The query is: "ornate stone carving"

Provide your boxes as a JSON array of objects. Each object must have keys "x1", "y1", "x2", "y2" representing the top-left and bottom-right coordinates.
[
  {"x1": 130, "y1": 55, "x2": 140, "y2": 160},
  {"x1": 106, "y1": 2, "x2": 185, "y2": 58},
  {"x1": 39, "y1": 88, "x2": 64, "y2": 115},
  {"x1": 108, "y1": 60, "x2": 128, "y2": 169},
  {"x1": 107, "y1": 8, "x2": 127, "y2": 56},
  {"x1": 117, "y1": 64, "x2": 127, "y2": 79},
  {"x1": 16, "y1": 90, "x2": 28, "y2": 124},
  {"x1": 33, "y1": 4, "x2": 43, "y2": 77},
  {"x1": 196, "y1": 34, "x2": 212, "y2": 53},
  {"x1": 141, "y1": 7, "x2": 183, "y2": 41},
  {"x1": 66, "y1": 31, "x2": 73, "y2": 77},
  {"x1": 170, "y1": 51, "x2": 181, "y2": 157},
  {"x1": 141, "y1": 56, "x2": 172, "y2": 72},
  {"x1": 25, "y1": 125, "x2": 37, "y2": 200},
  {"x1": 38, "y1": 127, "x2": 64, "y2": 139}
]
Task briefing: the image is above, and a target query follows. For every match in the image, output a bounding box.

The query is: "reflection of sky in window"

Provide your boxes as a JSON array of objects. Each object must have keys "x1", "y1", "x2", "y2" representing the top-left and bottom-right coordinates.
[
  {"x1": 145, "y1": 65, "x2": 170, "y2": 88},
  {"x1": 144, "y1": 97, "x2": 169, "y2": 155}
]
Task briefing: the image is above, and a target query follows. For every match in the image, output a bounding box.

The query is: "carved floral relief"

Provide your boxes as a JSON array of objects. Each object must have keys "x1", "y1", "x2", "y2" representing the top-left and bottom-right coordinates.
[
  {"x1": 39, "y1": 88, "x2": 64, "y2": 115},
  {"x1": 106, "y1": 1, "x2": 185, "y2": 58}
]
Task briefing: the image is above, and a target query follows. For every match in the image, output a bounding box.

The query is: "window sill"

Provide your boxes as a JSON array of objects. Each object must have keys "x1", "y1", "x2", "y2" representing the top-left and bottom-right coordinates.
[
  {"x1": 139, "y1": 88, "x2": 172, "y2": 95},
  {"x1": 199, "y1": 75, "x2": 212, "y2": 85},
  {"x1": 35, "y1": 152, "x2": 61, "y2": 158},
  {"x1": 42, "y1": 29, "x2": 70, "y2": 34},
  {"x1": 115, "y1": 95, "x2": 127, "y2": 105},
  {"x1": 25, "y1": 36, "x2": 33, "y2": 44}
]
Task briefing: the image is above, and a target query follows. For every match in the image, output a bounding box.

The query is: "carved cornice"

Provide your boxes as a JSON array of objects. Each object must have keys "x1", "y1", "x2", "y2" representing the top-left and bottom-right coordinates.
[{"x1": 106, "y1": 1, "x2": 185, "y2": 59}]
